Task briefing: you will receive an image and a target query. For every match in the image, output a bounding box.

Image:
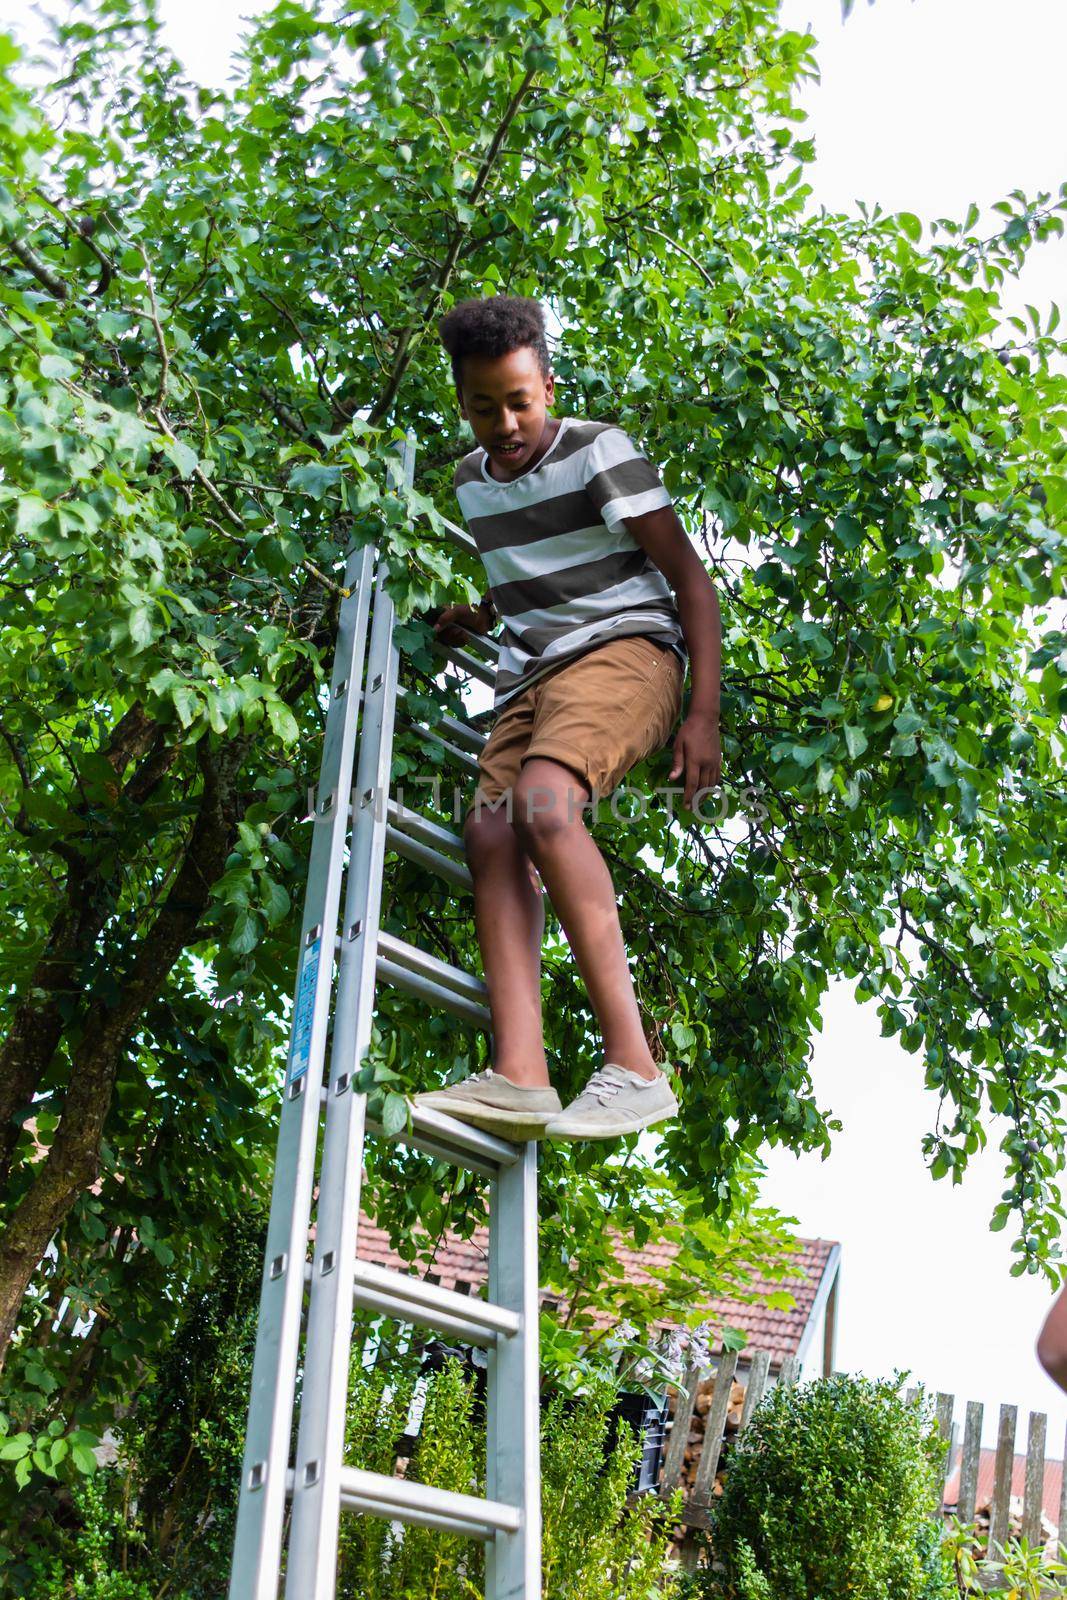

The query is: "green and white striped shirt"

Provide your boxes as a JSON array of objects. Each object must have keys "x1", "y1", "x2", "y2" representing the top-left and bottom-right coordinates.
[{"x1": 453, "y1": 416, "x2": 688, "y2": 711}]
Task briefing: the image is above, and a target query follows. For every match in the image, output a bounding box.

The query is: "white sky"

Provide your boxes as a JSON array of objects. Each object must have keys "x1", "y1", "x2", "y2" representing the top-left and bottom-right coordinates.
[{"x1": 8, "y1": 0, "x2": 1066, "y2": 1454}]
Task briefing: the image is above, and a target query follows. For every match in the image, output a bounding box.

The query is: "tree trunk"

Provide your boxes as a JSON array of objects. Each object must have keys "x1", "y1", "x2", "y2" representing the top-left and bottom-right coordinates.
[
  {"x1": 0, "y1": 706, "x2": 171, "y2": 1186},
  {"x1": 0, "y1": 739, "x2": 248, "y2": 1367}
]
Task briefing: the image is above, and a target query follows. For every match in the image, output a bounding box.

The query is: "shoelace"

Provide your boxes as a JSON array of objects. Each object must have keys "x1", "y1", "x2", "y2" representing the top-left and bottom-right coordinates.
[{"x1": 581, "y1": 1067, "x2": 627, "y2": 1105}]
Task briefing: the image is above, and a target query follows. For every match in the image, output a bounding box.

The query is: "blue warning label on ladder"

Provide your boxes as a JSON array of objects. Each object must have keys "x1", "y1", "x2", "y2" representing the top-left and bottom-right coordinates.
[{"x1": 287, "y1": 935, "x2": 321, "y2": 1085}]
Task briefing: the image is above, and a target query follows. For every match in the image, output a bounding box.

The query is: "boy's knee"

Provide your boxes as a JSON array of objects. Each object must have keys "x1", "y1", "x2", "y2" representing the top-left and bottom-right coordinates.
[
  {"x1": 463, "y1": 798, "x2": 513, "y2": 858},
  {"x1": 511, "y1": 781, "x2": 573, "y2": 849}
]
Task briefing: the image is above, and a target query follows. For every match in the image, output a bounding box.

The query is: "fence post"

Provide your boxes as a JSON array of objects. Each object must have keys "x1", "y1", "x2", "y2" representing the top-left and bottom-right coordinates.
[
  {"x1": 778, "y1": 1354, "x2": 801, "y2": 1388},
  {"x1": 958, "y1": 1401, "x2": 984, "y2": 1527},
  {"x1": 679, "y1": 1349, "x2": 740, "y2": 1574},
  {"x1": 690, "y1": 1350, "x2": 740, "y2": 1512},
  {"x1": 988, "y1": 1404, "x2": 1018, "y2": 1557},
  {"x1": 930, "y1": 1393, "x2": 955, "y2": 1522},
  {"x1": 660, "y1": 1363, "x2": 702, "y2": 1496},
  {"x1": 1022, "y1": 1410, "x2": 1047, "y2": 1547}
]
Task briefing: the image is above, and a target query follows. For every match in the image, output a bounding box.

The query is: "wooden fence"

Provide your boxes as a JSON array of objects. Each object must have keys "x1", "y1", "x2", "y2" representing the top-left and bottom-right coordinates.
[{"x1": 657, "y1": 1349, "x2": 1067, "y2": 1572}]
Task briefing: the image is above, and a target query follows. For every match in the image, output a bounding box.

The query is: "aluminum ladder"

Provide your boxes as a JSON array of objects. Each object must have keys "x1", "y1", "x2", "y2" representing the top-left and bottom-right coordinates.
[{"x1": 227, "y1": 430, "x2": 541, "y2": 1600}]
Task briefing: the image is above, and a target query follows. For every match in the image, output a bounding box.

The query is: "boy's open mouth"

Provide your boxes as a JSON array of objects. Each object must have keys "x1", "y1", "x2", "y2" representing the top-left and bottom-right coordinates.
[{"x1": 493, "y1": 441, "x2": 526, "y2": 458}]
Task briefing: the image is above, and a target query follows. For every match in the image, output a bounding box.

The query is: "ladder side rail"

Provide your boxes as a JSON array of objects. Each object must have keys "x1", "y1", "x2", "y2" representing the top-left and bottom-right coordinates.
[
  {"x1": 485, "y1": 1144, "x2": 542, "y2": 1600},
  {"x1": 227, "y1": 542, "x2": 376, "y2": 1600},
  {"x1": 284, "y1": 438, "x2": 415, "y2": 1598}
]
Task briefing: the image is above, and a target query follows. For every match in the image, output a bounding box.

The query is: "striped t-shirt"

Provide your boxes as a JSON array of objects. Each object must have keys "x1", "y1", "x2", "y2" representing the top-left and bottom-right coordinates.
[{"x1": 453, "y1": 416, "x2": 688, "y2": 711}]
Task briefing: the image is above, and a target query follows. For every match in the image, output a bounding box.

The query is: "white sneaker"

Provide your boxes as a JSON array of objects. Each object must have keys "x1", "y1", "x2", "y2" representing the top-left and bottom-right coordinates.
[
  {"x1": 412, "y1": 1068, "x2": 562, "y2": 1141},
  {"x1": 545, "y1": 1064, "x2": 678, "y2": 1141}
]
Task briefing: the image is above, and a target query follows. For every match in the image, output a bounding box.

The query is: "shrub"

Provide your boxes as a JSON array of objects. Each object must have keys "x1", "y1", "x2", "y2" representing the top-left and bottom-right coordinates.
[
  {"x1": 703, "y1": 1373, "x2": 952, "y2": 1600},
  {"x1": 337, "y1": 1354, "x2": 485, "y2": 1600},
  {"x1": 541, "y1": 1379, "x2": 680, "y2": 1600},
  {"x1": 337, "y1": 1356, "x2": 680, "y2": 1600},
  {"x1": 20, "y1": 1470, "x2": 155, "y2": 1600}
]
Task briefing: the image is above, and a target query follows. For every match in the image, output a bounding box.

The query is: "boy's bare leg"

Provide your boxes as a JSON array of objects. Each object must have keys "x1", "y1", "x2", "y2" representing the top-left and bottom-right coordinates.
[
  {"x1": 463, "y1": 803, "x2": 551, "y2": 1087},
  {"x1": 510, "y1": 757, "x2": 659, "y2": 1081}
]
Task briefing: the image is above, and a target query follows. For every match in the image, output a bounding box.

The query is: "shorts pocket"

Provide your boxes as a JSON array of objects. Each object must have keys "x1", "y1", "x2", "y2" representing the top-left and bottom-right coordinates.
[
  {"x1": 597, "y1": 653, "x2": 684, "y2": 795},
  {"x1": 639, "y1": 654, "x2": 683, "y2": 752}
]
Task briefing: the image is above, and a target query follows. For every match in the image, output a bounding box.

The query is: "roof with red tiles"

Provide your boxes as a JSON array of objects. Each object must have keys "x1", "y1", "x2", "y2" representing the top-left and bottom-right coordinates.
[
  {"x1": 944, "y1": 1449, "x2": 1064, "y2": 1526},
  {"x1": 355, "y1": 1214, "x2": 839, "y2": 1370}
]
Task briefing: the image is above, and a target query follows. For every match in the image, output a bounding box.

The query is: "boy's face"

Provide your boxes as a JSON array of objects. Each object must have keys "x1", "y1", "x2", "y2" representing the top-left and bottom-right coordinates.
[{"x1": 456, "y1": 346, "x2": 555, "y2": 478}]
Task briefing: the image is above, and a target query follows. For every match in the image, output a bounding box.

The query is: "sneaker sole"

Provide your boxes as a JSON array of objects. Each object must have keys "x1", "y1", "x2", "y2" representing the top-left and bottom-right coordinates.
[
  {"x1": 410, "y1": 1093, "x2": 560, "y2": 1142},
  {"x1": 545, "y1": 1100, "x2": 678, "y2": 1141}
]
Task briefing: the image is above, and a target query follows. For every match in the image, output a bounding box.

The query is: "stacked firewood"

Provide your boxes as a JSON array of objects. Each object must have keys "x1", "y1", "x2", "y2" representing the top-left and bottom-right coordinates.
[{"x1": 666, "y1": 1370, "x2": 747, "y2": 1500}]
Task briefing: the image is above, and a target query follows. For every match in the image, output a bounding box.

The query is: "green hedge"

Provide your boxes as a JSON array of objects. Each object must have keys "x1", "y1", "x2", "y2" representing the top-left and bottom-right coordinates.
[{"x1": 699, "y1": 1372, "x2": 952, "y2": 1600}]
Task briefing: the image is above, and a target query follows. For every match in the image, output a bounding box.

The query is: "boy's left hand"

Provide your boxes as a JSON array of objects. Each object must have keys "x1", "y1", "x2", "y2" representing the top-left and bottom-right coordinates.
[{"x1": 669, "y1": 710, "x2": 721, "y2": 810}]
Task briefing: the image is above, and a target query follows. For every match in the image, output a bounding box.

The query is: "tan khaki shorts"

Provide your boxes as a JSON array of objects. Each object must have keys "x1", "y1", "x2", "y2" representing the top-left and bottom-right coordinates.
[{"x1": 470, "y1": 635, "x2": 685, "y2": 811}]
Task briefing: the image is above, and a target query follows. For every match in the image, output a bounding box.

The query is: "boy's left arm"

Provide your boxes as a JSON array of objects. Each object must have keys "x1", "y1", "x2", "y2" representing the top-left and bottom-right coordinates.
[{"x1": 623, "y1": 505, "x2": 721, "y2": 809}]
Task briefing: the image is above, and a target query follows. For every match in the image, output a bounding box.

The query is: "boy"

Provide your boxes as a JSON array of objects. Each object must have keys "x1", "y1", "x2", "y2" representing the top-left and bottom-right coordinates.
[
  {"x1": 414, "y1": 295, "x2": 721, "y2": 1142},
  {"x1": 1037, "y1": 1286, "x2": 1067, "y2": 1394}
]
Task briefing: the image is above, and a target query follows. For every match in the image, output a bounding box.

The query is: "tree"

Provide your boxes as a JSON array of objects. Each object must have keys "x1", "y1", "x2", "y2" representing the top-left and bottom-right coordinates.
[{"x1": 0, "y1": 0, "x2": 1063, "y2": 1497}]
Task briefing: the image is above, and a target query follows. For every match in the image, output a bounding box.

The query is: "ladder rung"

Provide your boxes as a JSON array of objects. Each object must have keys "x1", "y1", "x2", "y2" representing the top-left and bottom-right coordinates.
[
  {"x1": 458, "y1": 629, "x2": 501, "y2": 662},
  {"x1": 393, "y1": 685, "x2": 486, "y2": 752},
  {"x1": 406, "y1": 722, "x2": 481, "y2": 776},
  {"x1": 430, "y1": 638, "x2": 498, "y2": 687},
  {"x1": 436, "y1": 511, "x2": 479, "y2": 558},
  {"x1": 337, "y1": 1467, "x2": 521, "y2": 1540},
  {"x1": 367, "y1": 1100, "x2": 521, "y2": 1173},
  {"x1": 385, "y1": 823, "x2": 472, "y2": 893},
  {"x1": 385, "y1": 800, "x2": 466, "y2": 861},
  {"x1": 438, "y1": 712, "x2": 487, "y2": 753},
  {"x1": 353, "y1": 1261, "x2": 520, "y2": 1345},
  {"x1": 376, "y1": 957, "x2": 491, "y2": 1028},
  {"x1": 377, "y1": 930, "x2": 487, "y2": 1004}
]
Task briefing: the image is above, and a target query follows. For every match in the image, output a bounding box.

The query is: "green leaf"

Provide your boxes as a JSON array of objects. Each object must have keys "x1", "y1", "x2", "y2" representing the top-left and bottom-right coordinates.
[
  {"x1": 671, "y1": 1021, "x2": 697, "y2": 1052},
  {"x1": 832, "y1": 513, "x2": 864, "y2": 550},
  {"x1": 230, "y1": 908, "x2": 263, "y2": 956},
  {"x1": 260, "y1": 875, "x2": 291, "y2": 926},
  {"x1": 128, "y1": 606, "x2": 154, "y2": 648},
  {"x1": 382, "y1": 1091, "x2": 408, "y2": 1137},
  {"x1": 15, "y1": 496, "x2": 51, "y2": 537},
  {"x1": 39, "y1": 352, "x2": 77, "y2": 381},
  {"x1": 171, "y1": 685, "x2": 199, "y2": 728},
  {"x1": 164, "y1": 439, "x2": 199, "y2": 479},
  {"x1": 988, "y1": 1083, "x2": 1010, "y2": 1114},
  {"x1": 843, "y1": 724, "x2": 868, "y2": 759},
  {"x1": 266, "y1": 700, "x2": 300, "y2": 744},
  {"x1": 288, "y1": 463, "x2": 341, "y2": 500}
]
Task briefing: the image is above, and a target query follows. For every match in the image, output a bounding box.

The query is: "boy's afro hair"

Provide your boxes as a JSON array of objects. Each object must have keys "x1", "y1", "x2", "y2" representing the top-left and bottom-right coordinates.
[{"x1": 437, "y1": 295, "x2": 552, "y2": 391}]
